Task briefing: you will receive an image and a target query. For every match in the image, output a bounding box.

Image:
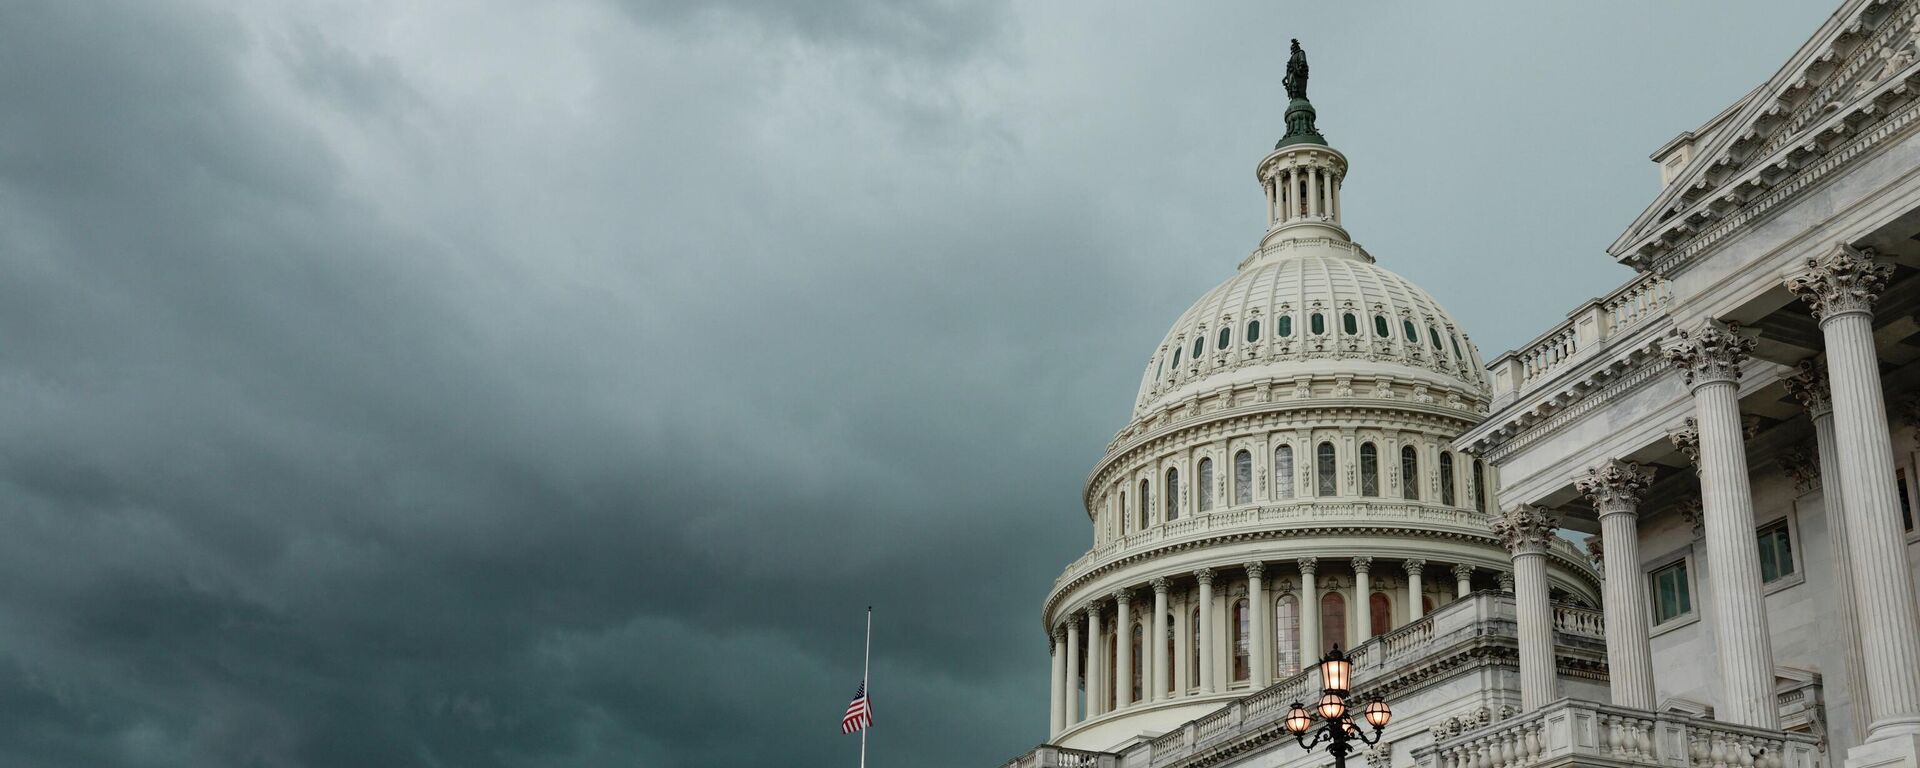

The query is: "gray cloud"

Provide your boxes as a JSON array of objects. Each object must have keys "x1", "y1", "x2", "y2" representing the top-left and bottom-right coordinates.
[{"x1": 0, "y1": 1, "x2": 1837, "y2": 766}]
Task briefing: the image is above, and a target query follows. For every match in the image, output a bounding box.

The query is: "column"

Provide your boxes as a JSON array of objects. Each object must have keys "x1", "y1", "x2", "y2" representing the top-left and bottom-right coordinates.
[
  {"x1": 1785, "y1": 359, "x2": 1872, "y2": 735},
  {"x1": 1196, "y1": 568, "x2": 1216, "y2": 694},
  {"x1": 1575, "y1": 459, "x2": 1658, "y2": 710},
  {"x1": 1664, "y1": 320, "x2": 1779, "y2": 729},
  {"x1": 1353, "y1": 557, "x2": 1373, "y2": 644},
  {"x1": 1113, "y1": 590, "x2": 1133, "y2": 710},
  {"x1": 1286, "y1": 168, "x2": 1299, "y2": 221},
  {"x1": 1307, "y1": 167, "x2": 1321, "y2": 218},
  {"x1": 1085, "y1": 602, "x2": 1104, "y2": 717},
  {"x1": 1265, "y1": 178, "x2": 1277, "y2": 225},
  {"x1": 1298, "y1": 558, "x2": 1320, "y2": 659},
  {"x1": 1065, "y1": 616, "x2": 1082, "y2": 726},
  {"x1": 1051, "y1": 627, "x2": 1067, "y2": 736},
  {"x1": 1453, "y1": 563, "x2": 1473, "y2": 597},
  {"x1": 1494, "y1": 504, "x2": 1559, "y2": 712},
  {"x1": 1405, "y1": 559, "x2": 1426, "y2": 620},
  {"x1": 1151, "y1": 578, "x2": 1170, "y2": 702},
  {"x1": 1787, "y1": 247, "x2": 1920, "y2": 740},
  {"x1": 1247, "y1": 562, "x2": 1270, "y2": 687},
  {"x1": 1329, "y1": 171, "x2": 1340, "y2": 222},
  {"x1": 1174, "y1": 593, "x2": 1190, "y2": 694}
]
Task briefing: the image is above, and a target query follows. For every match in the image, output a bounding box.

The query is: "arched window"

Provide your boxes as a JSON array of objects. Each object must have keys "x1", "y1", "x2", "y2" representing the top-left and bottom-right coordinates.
[
  {"x1": 1189, "y1": 607, "x2": 1201, "y2": 688},
  {"x1": 1360, "y1": 442, "x2": 1379, "y2": 497},
  {"x1": 1430, "y1": 327, "x2": 1444, "y2": 350},
  {"x1": 1400, "y1": 446, "x2": 1420, "y2": 501},
  {"x1": 1311, "y1": 313, "x2": 1326, "y2": 335},
  {"x1": 1247, "y1": 319, "x2": 1261, "y2": 343},
  {"x1": 1320, "y1": 592, "x2": 1347, "y2": 654},
  {"x1": 1234, "y1": 450, "x2": 1253, "y2": 505},
  {"x1": 1172, "y1": 347, "x2": 1182, "y2": 368},
  {"x1": 1231, "y1": 598, "x2": 1251, "y2": 683},
  {"x1": 1275, "y1": 594, "x2": 1301, "y2": 675},
  {"x1": 1139, "y1": 479, "x2": 1150, "y2": 529},
  {"x1": 1316, "y1": 442, "x2": 1338, "y2": 496},
  {"x1": 1119, "y1": 491, "x2": 1128, "y2": 534},
  {"x1": 1192, "y1": 337, "x2": 1204, "y2": 359},
  {"x1": 1370, "y1": 592, "x2": 1392, "y2": 638},
  {"x1": 1374, "y1": 315, "x2": 1390, "y2": 337},
  {"x1": 1279, "y1": 316, "x2": 1293, "y2": 337},
  {"x1": 1451, "y1": 335, "x2": 1465, "y2": 360},
  {"x1": 1197, "y1": 459, "x2": 1214, "y2": 513},
  {"x1": 1403, "y1": 319, "x2": 1418, "y2": 342},
  {"x1": 1440, "y1": 452, "x2": 1457, "y2": 506},
  {"x1": 1106, "y1": 627, "x2": 1117, "y2": 710},
  {"x1": 1165, "y1": 468, "x2": 1181, "y2": 521},
  {"x1": 1422, "y1": 596, "x2": 1435, "y2": 615},
  {"x1": 1474, "y1": 459, "x2": 1489, "y2": 513},
  {"x1": 1274, "y1": 445, "x2": 1296, "y2": 499},
  {"x1": 1218, "y1": 327, "x2": 1231, "y2": 349},
  {"x1": 1131, "y1": 622, "x2": 1145, "y2": 702},
  {"x1": 1165, "y1": 615, "x2": 1178, "y2": 694},
  {"x1": 1343, "y1": 313, "x2": 1359, "y2": 335}
]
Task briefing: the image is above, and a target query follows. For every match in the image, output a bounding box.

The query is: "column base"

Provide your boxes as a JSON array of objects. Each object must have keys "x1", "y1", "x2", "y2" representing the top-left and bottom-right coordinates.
[{"x1": 1847, "y1": 731, "x2": 1920, "y2": 768}]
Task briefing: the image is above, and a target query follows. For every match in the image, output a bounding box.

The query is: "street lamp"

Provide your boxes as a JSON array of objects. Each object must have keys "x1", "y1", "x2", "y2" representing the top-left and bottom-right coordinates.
[{"x1": 1284, "y1": 646, "x2": 1391, "y2": 768}]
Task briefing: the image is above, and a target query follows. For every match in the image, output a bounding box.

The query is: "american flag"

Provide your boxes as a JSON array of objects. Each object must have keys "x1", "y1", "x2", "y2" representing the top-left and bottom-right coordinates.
[{"x1": 841, "y1": 681, "x2": 873, "y2": 734}]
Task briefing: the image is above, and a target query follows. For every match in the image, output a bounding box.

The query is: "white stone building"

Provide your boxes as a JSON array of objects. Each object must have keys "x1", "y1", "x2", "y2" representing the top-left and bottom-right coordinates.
[{"x1": 1001, "y1": 4, "x2": 1920, "y2": 768}]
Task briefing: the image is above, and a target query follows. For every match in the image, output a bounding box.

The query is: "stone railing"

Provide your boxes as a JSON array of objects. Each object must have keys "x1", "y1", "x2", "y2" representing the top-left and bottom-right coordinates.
[
  {"x1": 1552, "y1": 604, "x2": 1604, "y2": 640},
  {"x1": 1413, "y1": 699, "x2": 1820, "y2": 768},
  {"x1": 999, "y1": 745, "x2": 1115, "y2": 768},
  {"x1": 1055, "y1": 501, "x2": 1499, "y2": 591},
  {"x1": 1487, "y1": 273, "x2": 1672, "y2": 404}
]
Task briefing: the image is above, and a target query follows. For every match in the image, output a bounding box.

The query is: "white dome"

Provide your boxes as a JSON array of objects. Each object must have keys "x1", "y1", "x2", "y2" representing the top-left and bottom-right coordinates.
[{"x1": 1133, "y1": 237, "x2": 1489, "y2": 417}]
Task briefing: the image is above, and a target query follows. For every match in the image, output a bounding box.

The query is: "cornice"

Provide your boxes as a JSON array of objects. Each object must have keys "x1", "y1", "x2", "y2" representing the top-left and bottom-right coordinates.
[{"x1": 1463, "y1": 337, "x2": 1670, "y2": 462}]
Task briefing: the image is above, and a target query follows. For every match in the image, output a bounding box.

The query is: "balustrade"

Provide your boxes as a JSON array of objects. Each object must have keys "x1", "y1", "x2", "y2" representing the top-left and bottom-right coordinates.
[
  {"x1": 1551, "y1": 603, "x2": 1605, "y2": 639},
  {"x1": 1490, "y1": 273, "x2": 1672, "y2": 402},
  {"x1": 1414, "y1": 700, "x2": 1818, "y2": 768}
]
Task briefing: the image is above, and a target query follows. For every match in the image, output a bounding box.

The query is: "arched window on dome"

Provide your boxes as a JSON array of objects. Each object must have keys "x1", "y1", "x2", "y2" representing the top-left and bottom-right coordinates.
[
  {"x1": 1131, "y1": 622, "x2": 1144, "y2": 702},
  {"x1": 1440, "y1": 452, "x2": 1457, "y2": 506},
  {"x1": 1374, "y1": 315, "x2": 1390, "y2": 337},
  {"x1": 1231, "y1": 598, "x2": 1251, "y2": 683},
  {"x1": 1274, "y1": 445, "x2": 1295, "y2": 499},
  {"x1": 1106, "y1": 627, "x2": 1117, "y2": 710},
  {"x1": 1359, "y1": 442, "x2": 1379, "y2": 497},
  {"x1": 1342, "y1": 313, "x2": 1359, "y2": 335},
  {"x1": 1192, "y1": 337, "x2": 1204, "y2": 359},
  {"x1": 1218, "y1": 327, "x2": 1231, "y2": 350},
  {"x1": 1172, "y1": 346, "x2": 1182, "y2": 370},
  {"x1": 1197, "y1": 459, "x2": 1214, "y2": 513},
  {"x1": 1247, "y1": 319, "x2": 1261, "y2": 343},
  {"x1": 1474, "y1": 459, "x2": 1489, "y2": 513},
  {"x1": 1165, "y1": 468, "x2": 1181, "y2": 521},
  {"x1": 1369, "y1": 592, "x2": 1392, "y2": 638},
  {"x1": 1403, "y1": 319, "x2": 1419, "y2": 342},
  {"x1": 1311, "y1": 313, "x2": 1326, "y2": 335},
  {"x1": 1275, "y1": 593, "x2": 1301, "y2": 676},
  {"x1": 1119, "y1": 491, "x2": 1128, "y2": 534},
  {"x1": 1189, "y1": 607, "x2": 1201, "y2": 689},
  {"x1": 1430, "y1": 327, "x2": 1444, "y2": 351},
  {"x1": 1139, "y1": 479, "x2": 1150, "y2": 530},
  {"x1": 1316, "y1": 442, "x2": 1337, "y2": 496},
  {"x1": 1320, "y1": 592, "x2": 1347, "y2": 654},
  {"x1": 1165, "y1": 614, "x2": 1178, "y2": 695},
  {"x1": 1234, "y1": 450, "x2": 1253, "y2": 505},
  {"x1": 1451, "y1": 335, "x2": 1465, "y2": 361},
  {"x1": 1278, "y1": 316, "x2": 1293, "y2": 338},
  {"x1": 1400, "y1": 446, "x2": 1420, "y2": 501}
]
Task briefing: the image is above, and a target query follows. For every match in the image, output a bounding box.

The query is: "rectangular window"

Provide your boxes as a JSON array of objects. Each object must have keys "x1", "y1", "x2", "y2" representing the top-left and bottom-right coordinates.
[
  {"x1": 1650, "y1": 561, "x2": 1691, "y2": 624},
  {"x1": 1757, "y1": 520, "x2": 1795, "y2": 583}
]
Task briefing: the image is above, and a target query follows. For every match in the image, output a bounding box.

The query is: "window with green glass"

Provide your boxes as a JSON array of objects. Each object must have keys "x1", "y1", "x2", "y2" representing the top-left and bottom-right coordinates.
[
  {"x1": 1403, "y1": 320, "x2": 1418, "y2": 341},
  {"x1": 1429, "y1": 328, "x2": 1443, "y2": 350},
  {"x1": 1374, "y1": 315, "x2": 1390, "y2": 337},
  {"x1": 1342, "y1": 313, "x2": 1359, "y2": 335},
  {"x1": 1247, "y1": 319, "x2": 1261, "y2": 343},
  {"x1": 1310, "y1": 313, "x2": 1325, "y2": 335},
  {"x1": 1278, "y1": 316, "x2": 1293, "y2": 337},
  {"x1": 1172, "y1": 347, "x2": 1181, "y2": 368},
  {"x1": 1192, "y1": 337, "x2": 1204, "y2": 358},
  {"x1": 1758, "y1": 520, "x2": 1795, "y2": 583},
  {"x1": 1650, "y1": 561, "x2": 1691, "y2": 624},
  {"x1": 1218, "y1": 327, "x2": 1231, "y2": 349}
]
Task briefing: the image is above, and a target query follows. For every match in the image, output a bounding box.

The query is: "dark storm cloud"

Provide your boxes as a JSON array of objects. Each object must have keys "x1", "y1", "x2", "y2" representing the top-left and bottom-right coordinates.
[{"x1": 0, "y1": 1, "x2": 1837, "y2": 766}]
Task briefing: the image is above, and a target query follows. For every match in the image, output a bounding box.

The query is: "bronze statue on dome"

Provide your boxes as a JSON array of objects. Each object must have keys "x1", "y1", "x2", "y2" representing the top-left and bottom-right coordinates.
[{"x1": 1283, "y1": 39, "x2": 1309, "y2": 100}]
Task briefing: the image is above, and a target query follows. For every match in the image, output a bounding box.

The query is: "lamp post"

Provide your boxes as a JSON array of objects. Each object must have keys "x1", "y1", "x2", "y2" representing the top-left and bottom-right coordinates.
[{"x1": 1284, "y1": 646, "x2": 1392, "y2": 768}]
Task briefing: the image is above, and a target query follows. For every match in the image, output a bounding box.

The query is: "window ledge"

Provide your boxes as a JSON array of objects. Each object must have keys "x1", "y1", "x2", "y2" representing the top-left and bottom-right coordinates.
[
  {"x1": 1762, "y1": 571, "x2": 1805, "y2": 596},
  {"x1": 1649, "y1": 611, "x2": 1699, "y2": 639}
]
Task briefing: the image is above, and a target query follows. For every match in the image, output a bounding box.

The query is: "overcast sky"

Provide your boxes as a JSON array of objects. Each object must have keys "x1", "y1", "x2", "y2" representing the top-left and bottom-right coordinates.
[{"x1": 0, "y1": 1, "x2": 1839, "y2": 766}]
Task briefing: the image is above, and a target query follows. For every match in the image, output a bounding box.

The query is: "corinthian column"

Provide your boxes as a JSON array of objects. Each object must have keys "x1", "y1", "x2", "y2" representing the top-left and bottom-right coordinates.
[
  {"x1": 1788, "y1": 246, "x2": 1920, "y2": 740},
  {"x1": 1493, "y1": 504, "x2": 1559, "y2": 711},
  {"x1": 1246, "y1": 562, "x2": 1271, "y2": 687},
  {"x1": 1085, "y1": 602, "x2": 1104, "y2": 717},
  {"x1": 1151, "y1": 578, "x2": 1170, "y2": 702},
  {"x1": 1050, "y1": 627, "x2": 1067, "y2": 736},
  {"x1": 1405, "y1": 560, "x2": 1426, "y2": 620},
  {"x1": 1786, "y1": 359, "x2": 1871, "y2": 736},
  {"x1": 1065, "y1": 616, "x2": 1082, "y2": 726},
  {"x1": 1113, "y1": 590, "x2": 1134, "y2": 710},
  {"x1": 1452, "y1": 563, "x2": 1473, "y2": 597},
  {"x1": 1196, "y1": 568, "x2": 1216, "y2": 694},
  {"x1": 1353, "y1": 557, "x2": 1374, "y2": 643},
  {"x1": 1664, "y1": 321, "x2": 1779, "y2": 728},
  {"x1": 1575, "y1": 459, "x2": 1657, "y2": 710},
  {"x1": 1298, "y1": 558, "x2": 1320, "y2": 658}
]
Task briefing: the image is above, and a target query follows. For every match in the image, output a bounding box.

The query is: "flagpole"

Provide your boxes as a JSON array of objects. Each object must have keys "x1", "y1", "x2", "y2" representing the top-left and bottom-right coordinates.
[{"x1": 861, "y1": 606, "x2": 872, "y2": 768}]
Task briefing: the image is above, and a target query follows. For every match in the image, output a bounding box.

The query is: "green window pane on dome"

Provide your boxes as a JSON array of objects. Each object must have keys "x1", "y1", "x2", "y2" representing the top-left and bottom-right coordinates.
[
  {"x1": 1192, "y1": 337, "x2": 1204, "y2": 358},
  {"x1": 1310, "y1": 314, "x2": 1324, "y2": 335},
  {"x1": 1278, "y1": 316, "x2": 1293, "y2": 337},
  {"x1": 1403, "y1": 320, "x2": 1418, "y2": 341},
  {"x1": 1451, "y1": 336, "x2": 1464, "y2": 359},
  {"x1": 1374, "y1": 315, "x2": 1390, "y2": 337},
  {"x1": 1429, "y1": 328, "x2": 1443, "y2": 350},
  {"x1": 1247, "y1": 319, "x2": 1261, "y2": 342},
  {"x1": 1218, "y1": 328, "x2": 1231, "y2": 349},
  {"x1": 1172, "y1": 347, "x2": 1182, "y2": 367},
  {"x1": 1342, "y1": 313, "x2": 1358, "y2": 335}
]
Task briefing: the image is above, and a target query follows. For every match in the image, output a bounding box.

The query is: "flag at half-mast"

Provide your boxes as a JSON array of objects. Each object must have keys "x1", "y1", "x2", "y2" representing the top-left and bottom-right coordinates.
[{"x1": 841, "y1": 681, "x2": 873, "y2": 734}]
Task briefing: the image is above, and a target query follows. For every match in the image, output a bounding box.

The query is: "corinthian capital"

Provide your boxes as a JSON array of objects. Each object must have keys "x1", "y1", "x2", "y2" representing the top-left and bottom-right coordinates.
[
  {"x1": 1491, "y1": 505, "x2": 1558, "y2": 556},
  {"x1": 1243, "y1": 561, "x2": 1266, "y2": 579},
  {"x1": 1782, "y1": 358, "x2": 1833, "y2": 417},
  {"x1": 1667, "y1": 418, "x2": 1700, "y2": 469},
  {"x1": 1351, "y1": 556, "x2": 1374, "y2": 574},
  {"x1": 1150, "y1": 577, "x2": 1171, "y2": 595},
  {"x1": 1111, "y1": 589, "x2": 1132, "y2": 606},
  {"x1": 1785, "y1": 244, "x2": 1893, "y2": 322},
  {"x1": 1296, "y1": 557, "x2": 1318, "y2": 575},
  {"x1": 1574, "y1": 459, "x2": 1655, "y2": 516},
  {"x1": 1663, "y1": 321, "x2": 1754, "y2": 388},
  {"x1": 1194, "y1": 567, "x2": 1215, "y2": 586}
]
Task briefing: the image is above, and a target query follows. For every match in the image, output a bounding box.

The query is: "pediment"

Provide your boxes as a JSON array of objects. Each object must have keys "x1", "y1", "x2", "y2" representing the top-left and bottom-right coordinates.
[{"x1": 1611, "y1": 0, "x2": 1920, "y2": 271}]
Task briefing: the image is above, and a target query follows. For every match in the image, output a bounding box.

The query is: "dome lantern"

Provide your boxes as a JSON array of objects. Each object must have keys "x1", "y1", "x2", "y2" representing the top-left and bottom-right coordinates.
[{"x1": 1258, "y1": 40, "x2": 1350, "y2": 247}]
